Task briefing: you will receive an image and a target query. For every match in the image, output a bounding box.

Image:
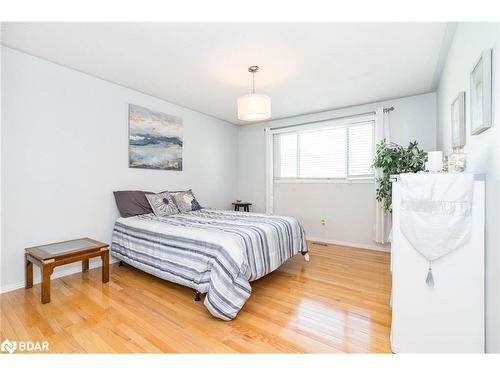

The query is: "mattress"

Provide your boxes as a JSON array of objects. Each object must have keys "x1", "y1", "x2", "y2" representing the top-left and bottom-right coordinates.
[{"x1": 110, "y1": 209, "x2": 308, "y2": 320}]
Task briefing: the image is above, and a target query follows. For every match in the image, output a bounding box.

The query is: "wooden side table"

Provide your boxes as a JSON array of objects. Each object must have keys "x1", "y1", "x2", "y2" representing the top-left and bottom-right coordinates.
[
  {"x1": 25, "y1": 238, "x2": 109, "y2": 303},
  {"x1": 232, "y1": 202, "x2": 252, "y2": 212}
]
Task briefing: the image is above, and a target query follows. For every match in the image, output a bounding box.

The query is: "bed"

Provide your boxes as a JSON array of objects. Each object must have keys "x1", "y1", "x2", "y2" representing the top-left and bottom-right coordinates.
[{"x1": 110, "y1": 208, "x2": 308, "y2": 320}]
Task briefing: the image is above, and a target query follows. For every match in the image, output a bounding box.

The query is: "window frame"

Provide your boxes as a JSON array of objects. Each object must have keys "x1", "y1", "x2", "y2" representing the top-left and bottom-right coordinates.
[{"x1": 273, "y1": 116, "x2": 375, "y2": 183}]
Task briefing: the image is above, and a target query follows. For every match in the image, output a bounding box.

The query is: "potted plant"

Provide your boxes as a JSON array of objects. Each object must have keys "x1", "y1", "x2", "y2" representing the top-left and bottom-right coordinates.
[{"x1": 373, "y1": 140, "x2": 427, "y2": 213}]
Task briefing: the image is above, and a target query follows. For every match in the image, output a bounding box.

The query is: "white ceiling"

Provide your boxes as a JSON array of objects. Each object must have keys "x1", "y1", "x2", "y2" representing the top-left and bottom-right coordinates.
[{"x1": 1, "y1": 22, "x2": 450, "y2": 124}]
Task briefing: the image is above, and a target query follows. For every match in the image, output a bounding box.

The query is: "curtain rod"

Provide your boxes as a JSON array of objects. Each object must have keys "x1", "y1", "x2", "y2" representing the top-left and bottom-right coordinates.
[{"x1": 268, "y1": 106, "x2": 395, "y2": 131}]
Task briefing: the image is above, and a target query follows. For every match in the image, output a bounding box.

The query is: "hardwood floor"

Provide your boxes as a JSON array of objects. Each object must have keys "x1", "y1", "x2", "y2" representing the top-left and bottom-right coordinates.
[{"x1": 0, "y1": 242, "x2": 392, "y2": 353}]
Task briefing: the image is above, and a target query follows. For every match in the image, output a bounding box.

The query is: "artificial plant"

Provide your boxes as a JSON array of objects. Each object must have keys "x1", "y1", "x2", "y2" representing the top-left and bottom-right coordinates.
[{"x1": 373, "y1": 140, "x2": 428, "y2": 213}]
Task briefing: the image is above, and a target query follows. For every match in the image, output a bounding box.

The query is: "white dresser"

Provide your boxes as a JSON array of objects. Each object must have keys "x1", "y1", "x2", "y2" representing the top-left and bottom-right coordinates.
[{"x1": 391, "y1": 175, "x2": 485, "y2": 353}]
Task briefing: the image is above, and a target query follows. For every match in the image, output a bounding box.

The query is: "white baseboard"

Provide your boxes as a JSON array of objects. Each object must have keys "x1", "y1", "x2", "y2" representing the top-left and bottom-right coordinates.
[
  {"x1": 0, "y1": 258, "x2": 119, "y2": 294},
  {"x1": 306, "y1": 236, "x2": 391, "y2": 253}
]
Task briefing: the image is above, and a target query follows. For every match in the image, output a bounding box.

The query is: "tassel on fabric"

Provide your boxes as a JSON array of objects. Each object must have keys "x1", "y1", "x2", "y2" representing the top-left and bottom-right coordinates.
[{"x1": 425, "y1": 261, "x2": 434, "y2": 287}]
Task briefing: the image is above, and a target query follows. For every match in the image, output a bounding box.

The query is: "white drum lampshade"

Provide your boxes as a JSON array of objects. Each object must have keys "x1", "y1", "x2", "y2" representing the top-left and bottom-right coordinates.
[
  {"x1": 237, "y1": 94, "x2": 271, "y2": 121},
  {"x1": 237, "y1": 65, "x2": 271, "y2": 122}
]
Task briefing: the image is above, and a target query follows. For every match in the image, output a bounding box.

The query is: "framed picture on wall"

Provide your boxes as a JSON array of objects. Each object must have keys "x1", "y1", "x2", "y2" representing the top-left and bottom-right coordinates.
[
  {"x1": 451, "y1": 91, "x2": 465, "y2": 148},
  {"x1": 128, "y1": 104, "x2": 183, "y2": 170},
  {"x1": 470, "y1": 48, "x2": 492, "y2": 135}
]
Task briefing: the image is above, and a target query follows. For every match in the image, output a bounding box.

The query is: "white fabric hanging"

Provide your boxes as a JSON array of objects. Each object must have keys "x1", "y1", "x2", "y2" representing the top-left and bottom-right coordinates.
[
  {"x1": 374, "y1": 108, "x2": 392, "y2": 243},
  {"x1": 399, "y1": 173, "x2": 474, "y2": 286}
]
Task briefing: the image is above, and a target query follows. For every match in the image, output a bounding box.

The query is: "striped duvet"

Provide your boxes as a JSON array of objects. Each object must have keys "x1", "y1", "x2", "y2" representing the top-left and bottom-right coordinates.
[{"x1": 111, "y1": 209, "x2": 308, "y2": 320}]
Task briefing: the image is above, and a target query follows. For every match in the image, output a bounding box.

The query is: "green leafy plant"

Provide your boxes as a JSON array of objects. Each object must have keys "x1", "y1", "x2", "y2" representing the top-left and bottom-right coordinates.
[{"x1": 373, "y1": 140, "x2": 428, "y2": 213}]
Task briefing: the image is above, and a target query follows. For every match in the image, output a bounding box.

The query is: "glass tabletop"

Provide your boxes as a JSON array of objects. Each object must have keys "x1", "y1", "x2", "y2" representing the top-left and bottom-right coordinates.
[{"x1": 38, "y1": 239, "x2": 97, "y2": 255}]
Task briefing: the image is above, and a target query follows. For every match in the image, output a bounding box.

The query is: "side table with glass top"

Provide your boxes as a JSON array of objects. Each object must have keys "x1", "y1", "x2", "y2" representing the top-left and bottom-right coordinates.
[{"x1": 25, "y1": 238, "x2": 109, "y2": 303}]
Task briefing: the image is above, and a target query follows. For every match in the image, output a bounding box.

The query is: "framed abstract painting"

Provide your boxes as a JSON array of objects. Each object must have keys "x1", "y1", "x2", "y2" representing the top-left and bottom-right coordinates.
[
  {"x1": 128, "y1": 104, "x2": 183, "y2": 170},
  {"x1": 470, "y1": 49, "x2": 492, "y2": 135}
]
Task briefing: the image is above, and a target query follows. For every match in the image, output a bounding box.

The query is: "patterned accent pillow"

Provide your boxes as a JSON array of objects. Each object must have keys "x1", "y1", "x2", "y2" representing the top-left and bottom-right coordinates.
[
  {"x1": 145, "y1": 192, "x2": 179, "y2": 217},
  {"x1": 171, "y1": 190, "x2": 202, "y2": 212}
]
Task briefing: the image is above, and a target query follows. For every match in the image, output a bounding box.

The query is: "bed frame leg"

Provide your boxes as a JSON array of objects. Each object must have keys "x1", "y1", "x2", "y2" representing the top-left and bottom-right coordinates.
[
  {"x1": 119, "y1": 261, "x2": 124, "y2": 267},
  {"x1": 194, "y1": 291, "x2": 201, "y2": 302},
  {"x1": 304, "y1": 253, "x2": 310, "y2": 262}
]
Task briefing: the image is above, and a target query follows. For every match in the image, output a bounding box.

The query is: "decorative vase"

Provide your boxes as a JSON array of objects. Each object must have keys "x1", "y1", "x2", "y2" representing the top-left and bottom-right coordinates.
[
  {"x1": 442, "y1": 155, "x2": 449, "y2": 172},
  {"x1": 448, "y1": 147, "x2": 467, "y2": 173}
]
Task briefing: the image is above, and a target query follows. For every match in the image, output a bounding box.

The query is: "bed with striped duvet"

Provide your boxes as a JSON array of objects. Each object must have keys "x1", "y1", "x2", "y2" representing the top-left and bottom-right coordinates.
[{"x1": 110, "y1": 209, "x2": 308, "y2": 320}]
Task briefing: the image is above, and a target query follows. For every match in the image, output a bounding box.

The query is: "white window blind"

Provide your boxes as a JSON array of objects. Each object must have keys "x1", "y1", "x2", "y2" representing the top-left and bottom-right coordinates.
[
  {"x1": 278, "y1": 133, "x2": 297, "y2": 178},
  {"x1": 274, "y1": 119, "x2": 374, "y2": 180},
  {"x1": 348, "y1": 122, "x2": 374, "y2": 177},
  {"x1": 299, "y1": 128, "x2": 346, "y2": 178}
]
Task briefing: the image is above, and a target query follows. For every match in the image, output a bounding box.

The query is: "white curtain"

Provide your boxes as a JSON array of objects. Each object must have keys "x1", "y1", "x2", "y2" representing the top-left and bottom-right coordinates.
[
  {"x1": 264, "y1": 127, "x2": 274, "y2": 214},
  {"x1": 374, "y1": 108, "x2": 392, "y2": 244}
]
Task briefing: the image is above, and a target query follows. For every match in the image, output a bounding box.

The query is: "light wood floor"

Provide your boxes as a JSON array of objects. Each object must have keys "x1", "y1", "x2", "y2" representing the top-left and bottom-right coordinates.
[{"x1": 0, "y1": 242, "x2": 392, "y2": 353}]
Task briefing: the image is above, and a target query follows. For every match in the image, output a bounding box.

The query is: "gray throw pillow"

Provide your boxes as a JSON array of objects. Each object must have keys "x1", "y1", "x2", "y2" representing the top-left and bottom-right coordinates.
[
  {"x1": 145, "y1": 192, "x2": 180, "y2": 217},
  {"x1": 113, "y1": 190, "x2": 154, "y2": 218}
]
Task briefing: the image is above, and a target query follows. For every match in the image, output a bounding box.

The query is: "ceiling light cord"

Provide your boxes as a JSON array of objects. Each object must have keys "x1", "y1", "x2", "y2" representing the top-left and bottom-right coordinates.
[{"x1": 248, "y1": 65, "x2": 259, "y2": 95}]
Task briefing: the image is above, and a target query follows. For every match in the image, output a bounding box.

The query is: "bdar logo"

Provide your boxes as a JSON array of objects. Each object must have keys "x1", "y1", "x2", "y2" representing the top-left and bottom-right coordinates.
[{"x1": 1, "y1": 339, "x2": 17, "y2": 353}]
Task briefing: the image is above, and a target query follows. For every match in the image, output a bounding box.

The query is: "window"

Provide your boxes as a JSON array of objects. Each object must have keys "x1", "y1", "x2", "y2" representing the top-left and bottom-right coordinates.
[
  {"x1": 273, "y1": 119, "x2": 374, "y2": 180},
  {"x1": 278, "y1": 133, "x2": 297, "y2": 178},
  {"x1": 348, "y1": 123, "x2": 374, "y2": 177}
]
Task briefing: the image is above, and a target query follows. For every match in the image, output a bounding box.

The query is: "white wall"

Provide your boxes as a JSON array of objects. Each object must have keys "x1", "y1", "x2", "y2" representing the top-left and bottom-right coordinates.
[
  {"x1": 274, "y1": 181, "x2": 380, "y2": 250},
  {"x1": 0, "y1": 47, "x2": 238, "y2": 292},
  {"x1": 436, "y1": 23, "x2": 500, "y2": 353},
  {"x1": 0, "y1": 25, "x2": 3, "y2": 289},
  {"x1": 237, "y1": 93, "x2": 437, "y2": 250}
]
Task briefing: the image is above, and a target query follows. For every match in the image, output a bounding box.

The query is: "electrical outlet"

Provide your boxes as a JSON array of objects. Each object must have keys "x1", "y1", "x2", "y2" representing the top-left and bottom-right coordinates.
[{"x1": 321, "y1": 219, "x2": 326, "y2": 226}]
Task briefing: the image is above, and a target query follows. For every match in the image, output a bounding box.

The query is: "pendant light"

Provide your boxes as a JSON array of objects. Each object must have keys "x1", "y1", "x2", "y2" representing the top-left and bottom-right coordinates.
[{"x1": 237, "y1": 66, "x2": 271, "y2": 121}]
